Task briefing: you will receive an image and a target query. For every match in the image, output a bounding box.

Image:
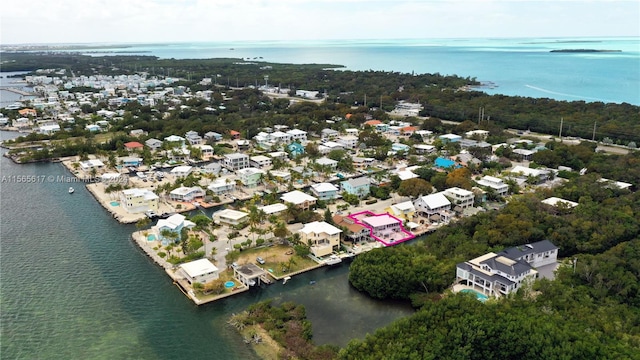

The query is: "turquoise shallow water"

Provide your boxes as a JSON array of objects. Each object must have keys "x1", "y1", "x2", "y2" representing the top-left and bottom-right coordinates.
[
  {"x1": 70, "y1": 37, "x2": 640, "y2": 105},
  {"x1": 0, "y1": 131, "x2": 413, "y2": 359}
]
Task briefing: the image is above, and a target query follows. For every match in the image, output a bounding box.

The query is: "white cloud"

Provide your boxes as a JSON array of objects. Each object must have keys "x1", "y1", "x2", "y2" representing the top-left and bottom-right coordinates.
[{"x1": 2, "y1": 0, "x2": 638, "y2": 44}]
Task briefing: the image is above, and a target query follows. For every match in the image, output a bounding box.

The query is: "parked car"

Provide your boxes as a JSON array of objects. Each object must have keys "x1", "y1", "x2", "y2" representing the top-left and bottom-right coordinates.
[{"x1": 256, "y1": 257, "x2": 266, "y2": 264}]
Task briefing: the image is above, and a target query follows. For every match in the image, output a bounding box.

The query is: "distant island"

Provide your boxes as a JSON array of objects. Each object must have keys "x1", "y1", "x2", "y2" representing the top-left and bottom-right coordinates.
[{"x1": 550, "y1": 49, "x2": 622, "y2": 53}]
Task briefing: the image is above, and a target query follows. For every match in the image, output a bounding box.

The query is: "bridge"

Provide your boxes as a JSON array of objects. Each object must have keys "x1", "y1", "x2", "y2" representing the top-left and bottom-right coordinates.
[{"x1": 0, "y1": 87, "x2": 36, "y2": 96}]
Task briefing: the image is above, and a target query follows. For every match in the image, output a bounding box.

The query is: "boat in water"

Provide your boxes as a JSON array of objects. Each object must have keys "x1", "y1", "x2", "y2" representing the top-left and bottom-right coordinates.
[
  {"x1": 324, "y1": 255, "x2": 342, "y2": 266},
  {"x1": 68, "y1": 187, "x2": 75, "y2": 194}
]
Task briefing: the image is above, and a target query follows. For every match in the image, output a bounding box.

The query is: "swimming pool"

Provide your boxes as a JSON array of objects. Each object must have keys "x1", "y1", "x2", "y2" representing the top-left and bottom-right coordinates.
[
  {"x1": 147, "y1": 234, "x2": 157, "y2": 241},
  {"x1": 110, "y1": 201, "x2": 120, "y2": 206},
  {"x1": 460, "y1": 289, "x2": 489, "y2": 302},
  {"x1": 224, "y1": 281, "x2": 235, "y2": 288}
]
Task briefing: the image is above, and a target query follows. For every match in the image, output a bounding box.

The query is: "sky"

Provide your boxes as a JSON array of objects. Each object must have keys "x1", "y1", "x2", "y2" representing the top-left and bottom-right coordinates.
[{"x1": 1, "y1": 0, "x2": 639, "y2": 44}]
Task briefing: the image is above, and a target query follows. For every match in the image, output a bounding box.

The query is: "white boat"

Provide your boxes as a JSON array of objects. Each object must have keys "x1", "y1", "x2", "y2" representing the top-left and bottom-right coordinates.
[
  {"x1": 68, "y1": 187, "x2": 75, "y2": 194},
  {"x1": 324, "y1": 255, "x2": 342, "y2": 266},
  {"x1": 282, "y1": 276, "x2": 292, "y2": 285}
]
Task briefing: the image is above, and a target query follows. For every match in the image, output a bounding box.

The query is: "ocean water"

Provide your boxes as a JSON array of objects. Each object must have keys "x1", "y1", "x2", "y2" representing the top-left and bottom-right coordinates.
[
  {"x1": 0, "y1": 132, "x2": 413, "y2": 359},
  {"x1": 70, "y1": 37, "x2": 640, "y2": 105}
]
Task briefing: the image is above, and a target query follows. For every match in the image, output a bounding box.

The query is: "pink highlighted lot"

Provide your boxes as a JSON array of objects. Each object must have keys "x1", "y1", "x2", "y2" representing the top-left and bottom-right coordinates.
[{"x1": 347, "y1": 211, "x2": 415, "y2": 247}]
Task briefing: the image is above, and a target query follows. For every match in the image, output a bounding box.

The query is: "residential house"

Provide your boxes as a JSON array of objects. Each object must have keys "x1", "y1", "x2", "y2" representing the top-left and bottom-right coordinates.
[
  {"x1": 455, "y1": 240, "x2": 558, "y2": 298},
  {"x1": 193, "y1": 144, "x2": 214, "y2": 160},
  {"x1": 145, "y1": 138, "x2": 163, "y2": 151},
  {"x1": 287, "y1": 129, "x2": 307, "y2": 142},
  {"x1": 414, "y1": 193, "x2": 452, "y2": 223},
  {"x1": 439, "y1": 133, "x2": 462, "y2": 143},
  {"x1": 236, "y1": 139, "x2": 250, "y2": 151},
  {"x1": 333, "y1": 215, "x2": 370, "y2": 243},
  {"x1": 391, "y1": 143, "x2": 410, "y2": 153},
  {"x1": 229, "y1": 130, "x2": 241, "y2": 139},
  {"x1": 298, "y1": 221, "x2": 342, "y2": 258},
  {"x1": 386, "y1": 201, "x2": 416, "y2": 221},
  {"x1": 85, "y1": 124, "x2": 101, "y2": 132},
  {"x1": 310, "y1": 182, "x2": 340, "y2": 200},
  {"x1": 185, "y1": 131, "x2": 203, "y2": 145},
  {"x1": 337, "y1": 135, "x2": 358, "y2": 149},
  {"x1": 444, "y1": 187, "x2": 475, "y2": 210},
  {"x1": 124, "y1": 141, "x2": 144, "y2": 152},
  {"x1": 169, "y1": 186, "x2": 205, "y2": 202},
  {"x1": 120, "y1": 188, "x2": 159, "y2": 214},
  {"x1": 79, "y1": 159, "x2": 104, "y2": 171},
  {"x1": 476, "y1": 176, "x2": 509, "y2": 197},
  {"x1": 280, "y1": 190, "x2": 317, "y2": 210},
  {"x1": 222, "y1": 153, "x2": 250, "y2": 171},
  {"x1": 258, "y1": 203, "x2": 288, "y2": 216},
  {"x1": 541, "y1": 197, "x2": 579, "y2": 210},
  {"x1": 179, "y1": 258, "x2": 219, "y2": 285},
  {"x1": 414, "y1": 144, "x2": 436, "y2": 154},
  {"x1": 154, "y1": 214, "x2": 195, "y2": 244},
  {"x1": 38, "y1": 124, "x2": 60, "y2": 135},
  {"x1": 341, "y1": 177, "x2": 371, "y2": 198},
  {"x1": 121, "y1": 157, "x2": 143, "y2": 167},
  {"x1": 318, "y1": 141, "x2": 344, "y2": 154},
  {"x1": 170, "y1": 165, "x2": 193, "y2": 178},
  {"x1": 512, "y1": 148, "x2": 536, "y2": 161},
  {"x1": 315, "y1": 157, "x2": 338, "y2": 171},
  {"x1": 237, "y1": 167, "x2": 265, "y2": 188},
  {"x1": 207, "y1": 178, "x2": 236, "y2": 195},
  {"x1": 213, "y1": 209, "x2": 249, "y2": 226},
  {"x1": 164, "y1": 135, "x2": 186, "y2": 147},
  {"x1": 250, "y1": 155, "x2": 272, "y2": 168},
  {"x1": 202, "y1": 162, "x2": 222, "y2": 175},
  {"x1": 267, "y1": 151, "x2": 288, "y2": 161},
  {"x1": 465, "y1": 130, "x2": 490, "y2": 139},
  {"x1": 509, "y1": 165, "x2": 550, "y2": 184},
  {"x1": 287, "y1": 142, "x2": 305, "y2": 157},
  {"x1": 321, "y1": 128, "x2": 340, "y2": 141},
  {"x1": 130, "y1": 129, "x2": 147, "y2": 137},
  {"x1": 352, "y1": 157, "x2": 376, "y2": 169},
  {"x1": 204, "y1": 131, "x2": 222, "y2": 142}
]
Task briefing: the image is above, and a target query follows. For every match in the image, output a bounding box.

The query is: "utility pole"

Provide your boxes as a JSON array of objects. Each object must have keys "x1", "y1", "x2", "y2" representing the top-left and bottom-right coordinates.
[
  {"x1": 592, "y1": 121, "x2": 597, "y2": 141},
  {"x1": 559, "y1": 117, "x2": 564, "y2": 139},
  {"x1": 364, "y1": 94, "x2": 367, "y2": 108}
]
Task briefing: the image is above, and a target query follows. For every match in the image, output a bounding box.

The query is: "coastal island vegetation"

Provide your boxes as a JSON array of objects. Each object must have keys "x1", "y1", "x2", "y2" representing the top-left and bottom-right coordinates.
[{"x1": 1, "y1": 52, "x2": 639, "y2": 163}]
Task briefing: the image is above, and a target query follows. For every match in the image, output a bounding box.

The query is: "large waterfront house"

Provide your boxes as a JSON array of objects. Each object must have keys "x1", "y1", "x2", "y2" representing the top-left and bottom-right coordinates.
[
  {"x1": 347, "y1": 211, "x2": 415, "y2": 246},
  {"x1": 79, "y1": 159, "x2": 104, "y2": 171},
  {"x1": 145, "y1": 138, "x2": 163, "y2": 151},
  {"x1": 154, "y1": 214, "x2": 195, "y2": 244},
  {"x1": 413, "y1": 193, "x2": 452, "y2": 223},
  {"x1": 333, "y1": 215, "x2": 370, "y2": 243},
  {"x1": 179, "y1": 258, "x2": 219, "y2": 285},
  {"x1": 169, "y1": 186, "x2": 205, "y2": 202},
  {"x1": 298, "y1": 221, "x2": 342, "y2": 258},
  {"x1": 207, "y1": 178, "x2": 236, "y2": 195},
  {"x1": 120, "y1": 188, "x2": 159, "y2": 214},
  {"x1": 455, "y1": 240, "x2": 558, "y2": 298},
  {"x1": 341, "y1": 177, "x2": 371, "y2": 198}
]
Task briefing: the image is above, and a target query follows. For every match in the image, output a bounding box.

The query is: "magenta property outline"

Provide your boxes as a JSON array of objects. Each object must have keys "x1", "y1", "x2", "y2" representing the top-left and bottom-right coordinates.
[{"x1": 346, "y1": 211, "x2": 416, "y2": 247}]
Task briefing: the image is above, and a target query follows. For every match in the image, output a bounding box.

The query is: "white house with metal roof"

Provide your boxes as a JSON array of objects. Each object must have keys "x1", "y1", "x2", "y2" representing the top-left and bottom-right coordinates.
[
  {"x1": 310, "y1": 182, "x2": 340, "y2": 200},
  {"x1": 179, "y1": 258, "x2": 219, "y2": 285}
]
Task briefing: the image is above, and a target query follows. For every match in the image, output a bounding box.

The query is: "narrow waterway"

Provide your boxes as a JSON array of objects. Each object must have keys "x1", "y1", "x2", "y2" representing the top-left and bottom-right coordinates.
[{"x1": 0, "y1": 133, "x2": 414, "y2": 359}]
